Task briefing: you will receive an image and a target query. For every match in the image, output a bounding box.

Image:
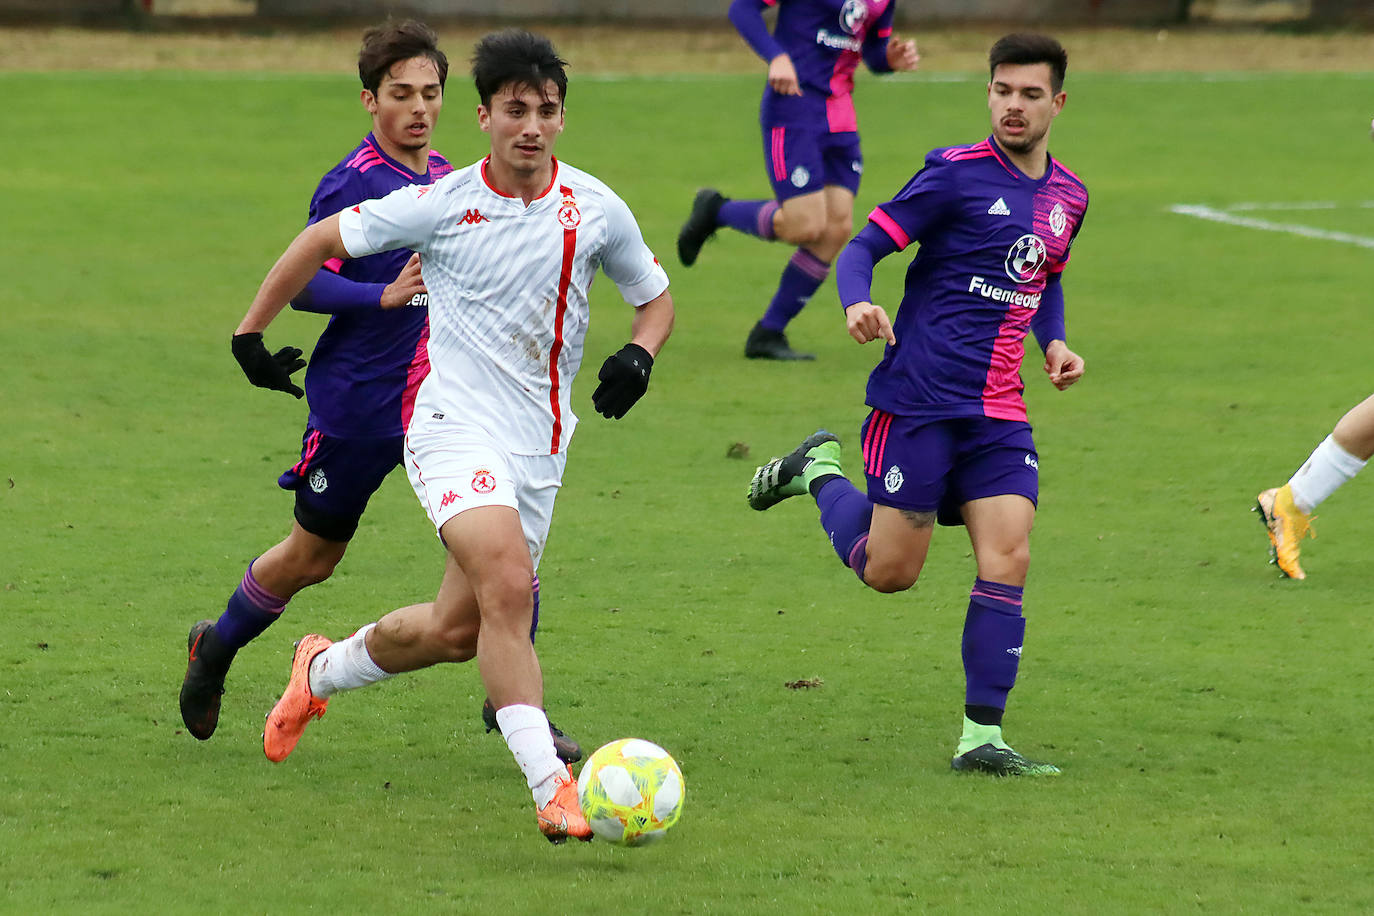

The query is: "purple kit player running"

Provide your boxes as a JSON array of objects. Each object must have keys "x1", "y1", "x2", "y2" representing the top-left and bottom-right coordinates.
[
  {"x1": 178, "y1": 20, "x2": 581, "y2": 763},
  {"x1": 747, "y1": 34, "x2": 1087, "y2": 776},
  {"x1": 677, "y1": 0, "x2": 919, "y2": 360}
]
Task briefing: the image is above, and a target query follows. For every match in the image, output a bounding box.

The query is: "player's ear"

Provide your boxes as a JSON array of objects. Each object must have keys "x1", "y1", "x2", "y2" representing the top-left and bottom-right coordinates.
[
  {"x1": 361, "y1": 89, "x2": 377, "y2": 115},
  {"x1": 477, "y1": 104, "x2": 491, "y2": 133}
]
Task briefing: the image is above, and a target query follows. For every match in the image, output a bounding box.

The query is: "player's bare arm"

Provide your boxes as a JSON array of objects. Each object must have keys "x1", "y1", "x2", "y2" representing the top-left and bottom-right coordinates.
[
  {"x1": 844, "y1": 301, "x2": 896, "y2": 346},
  {"x1": 629, "y1": 290, "x2": 675, "y2": 357},
  {"x1": 767, "y1": 54, "x2": 802, "y2": 96},
  {"x1": 1042, "y1": 339, "x2": 1084, "y2": 390},
  {"x1": 592, "y1": 290, "x2": 674, "y2": 421},
  {"x1": 237, "y1": 215, "x2": 351, "y2": 335},
  {"x1": 380, "y1": 252, "x2": 427, "y2": 310},
  {"x1": 886, "y1": 37, "x2": 921, "y2": 71}
]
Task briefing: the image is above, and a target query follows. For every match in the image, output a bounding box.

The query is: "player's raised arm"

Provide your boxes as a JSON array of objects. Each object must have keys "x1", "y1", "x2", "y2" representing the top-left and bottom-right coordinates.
[{"x1": 232, "y1": 214, "x2": 351, "y2": 398}]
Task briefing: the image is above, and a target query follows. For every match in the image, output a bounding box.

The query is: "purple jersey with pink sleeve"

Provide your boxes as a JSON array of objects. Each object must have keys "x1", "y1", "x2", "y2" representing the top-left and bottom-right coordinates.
[
  {"x1": 864, "y1": 137, "x2": 1088, "y2": 422},
  {"x1": 743, "y1": 0, "x2": 895, "y2": 132},
  {"x1": 300, "y1": 133, "x2": 453, "y2": 438}
]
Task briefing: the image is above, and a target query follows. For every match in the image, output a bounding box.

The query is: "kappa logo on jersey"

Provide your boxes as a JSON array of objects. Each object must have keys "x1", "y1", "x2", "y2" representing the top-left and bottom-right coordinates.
[
  {"x1": 1007, "y1": 646, "x2": 1023, "y2": 658},
  {"x1": 471, "y1": 469, "x2": 496, "y2": 494},
  {"x1": 1048, "y1": 202, "x2": 1068, "y2": 237},
  {"x1": 884, "y1": 465, "x2": 904, "y2": 494},
  {"x1": 457, "y1": 209, "x2": 489, "y2": 225},
  {"x1": 439, "y1": 490, "x2": 462, "y2": 509},
  {"x1": 1004, "y1": 233, "x2": 1048, "y2": 283},
  {"x1": 988, "y1": 197, "x2": 1012, "y2": 216},
  {"x1": 1024, "y1": 454, "x2": 1039, "y2": 470},
  {"x1": 790, "y1": 165, "x2": 811, "y2": 188},
  {"x1": 308, "y1": 467, "x2": 328, "y2": 494},
  {"x1": 839, "y1": 0, "x2": 868, "y2": 33}
]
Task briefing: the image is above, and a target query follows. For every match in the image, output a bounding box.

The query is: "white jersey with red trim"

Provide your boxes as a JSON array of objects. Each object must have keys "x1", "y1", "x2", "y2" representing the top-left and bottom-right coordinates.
[{"x1": 338, "y1": 158, "x2": 669, "y2": 455}]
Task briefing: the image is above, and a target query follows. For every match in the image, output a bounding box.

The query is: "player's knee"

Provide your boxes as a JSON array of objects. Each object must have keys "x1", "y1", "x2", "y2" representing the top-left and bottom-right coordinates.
[
  {"x1": 863, "y1": 555, "x2": 922, "y2": 593},
  {"x1": 777, "y1": 212, "x2": 826, "y2": 247},
  {"x1": 979, "y1": 543, "x2": 1030, "y2": 584},
  {"x1": 819, "y1": 218, "x2": 852, "y2": 258}
]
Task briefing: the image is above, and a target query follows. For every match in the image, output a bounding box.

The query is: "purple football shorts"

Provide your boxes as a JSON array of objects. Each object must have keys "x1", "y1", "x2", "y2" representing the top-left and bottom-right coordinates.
[
  {"x1": 277, "y1": 427, "x2": 403, "y2": 541},
  {"x1": 761, "y1": 122, "x2": 863, "y2": 201},
  {"x1": 858, "y1": 411, "x2": 1039, "y2": 526}
]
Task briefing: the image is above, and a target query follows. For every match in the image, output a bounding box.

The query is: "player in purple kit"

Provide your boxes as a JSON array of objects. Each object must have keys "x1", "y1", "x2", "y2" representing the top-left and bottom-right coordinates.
[
  {"x1": 747, "y1": 34, "x2": 1086, "y2": 775},
  {"x1": 178, "y1": 20, "x2": 581, "y2": 764},
  {"x1": 677, "y1": 0, "x2": 919, "y2": 360}
]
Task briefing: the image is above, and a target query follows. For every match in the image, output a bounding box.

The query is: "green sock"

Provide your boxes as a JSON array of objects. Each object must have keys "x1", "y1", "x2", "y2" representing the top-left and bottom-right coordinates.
[
  {"x1": 798, "y1": 440, "x2": 843, "y2": 491},
  {"x1": 957, "y1": 716, "x2": 1012, "y2": 756}
]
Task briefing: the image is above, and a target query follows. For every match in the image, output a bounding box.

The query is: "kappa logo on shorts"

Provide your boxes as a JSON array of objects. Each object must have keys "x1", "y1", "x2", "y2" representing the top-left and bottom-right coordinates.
[
  {"x1": 884, "y1": 464, "x2": 904, "y2": 494},
  {"x1": 1007, "y1": 646, "x2": 1023, "y2": 657},
  {"x1": 439, "y1": 490, "x2": 462, "y2": 509},
  {"x1": 790, "y1": 165, "x2": 810, "y2": 188},
  {"x1": 1024, "y1": 454, "x2": 1039, "y2": 470},
  {"x1": 308, "y1": 467, "x2": 328, "y2": 494},
  {"x1": 471, "y1": 469, "x2": 496, "y2": 494}
]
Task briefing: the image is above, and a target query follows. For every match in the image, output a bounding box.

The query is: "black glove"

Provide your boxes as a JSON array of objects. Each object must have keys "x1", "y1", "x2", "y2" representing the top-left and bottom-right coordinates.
[
  {"x1": 231, "y1": 332, "x2": 306, "y2": 399},
  {"x1": 591, "y1": 343, "x2": 653, "y2": 419}
]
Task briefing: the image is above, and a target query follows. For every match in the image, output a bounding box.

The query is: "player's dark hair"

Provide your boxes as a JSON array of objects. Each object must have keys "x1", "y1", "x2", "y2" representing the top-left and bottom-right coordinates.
[
  {"x1": 989, "y1": 33, "x2": 1068, "y2": 94},
  {"x1": 358, "y1": 20, "x2": 448, "y2": 95},
  {"x1": 471, "y1": 29, "x2": 569, "y2": 109}
]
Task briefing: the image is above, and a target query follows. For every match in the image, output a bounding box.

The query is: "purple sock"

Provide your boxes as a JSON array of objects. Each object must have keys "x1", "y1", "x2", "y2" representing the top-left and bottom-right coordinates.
[
  {"x1": 961, "y1": 578, "x2": 1026, "y2": 710},
  {"x1": 759, "y1": 249, "x2": 829, "y2": 332},
  {"x1": 717, "y1": 199, "x2": 779, "y2": 240},
  {"x1": 529, "y1": 575, "x2": 540, "y2": 644},
  {"x1": 214, "y1": 560, "x2": 287, "y2": 650},
  {"x1": 815, "y1": 477, "x2": 873, "y2": 583}
]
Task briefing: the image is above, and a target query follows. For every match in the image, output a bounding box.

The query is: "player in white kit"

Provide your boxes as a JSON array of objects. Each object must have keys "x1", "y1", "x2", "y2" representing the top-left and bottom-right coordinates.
[{"x1": 241, "y1": 29, "x2": 674, "y2": 843}]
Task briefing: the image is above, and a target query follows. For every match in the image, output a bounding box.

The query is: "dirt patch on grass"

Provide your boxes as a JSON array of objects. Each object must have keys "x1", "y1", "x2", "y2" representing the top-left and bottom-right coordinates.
[{"x1": 3, "y1": 22, "x2": 1372, "y2": 74}]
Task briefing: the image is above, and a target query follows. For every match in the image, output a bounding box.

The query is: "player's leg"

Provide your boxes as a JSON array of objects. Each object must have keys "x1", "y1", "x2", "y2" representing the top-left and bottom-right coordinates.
[
  {"x1": 180, "y1": 431, "x2": 396, "y2": 740},
  {"x1": 1254, "y1": 392, "x2": 1373, "y2": 578},
  {"x1": 747, "y1": 415, "x2": 939, "y2": 592},
  {"x1": 947, "y1": 422, "x2": 1057, "y2": 776},
  {"x1": 745, "y1": 134, "x2": 859, "y2": 359},
  {"x1": 441, "y1": 502, "x2": 585, "y2": 842}
]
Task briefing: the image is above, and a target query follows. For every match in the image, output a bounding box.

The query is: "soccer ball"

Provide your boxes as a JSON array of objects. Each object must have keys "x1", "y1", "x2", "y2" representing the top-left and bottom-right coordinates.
[{"x1": 576, "y1": 738, "x2": 684, "y2": 846}]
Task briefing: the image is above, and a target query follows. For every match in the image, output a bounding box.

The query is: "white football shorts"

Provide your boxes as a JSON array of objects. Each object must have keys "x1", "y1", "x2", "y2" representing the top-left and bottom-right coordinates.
[{"x1": 405, "y1": 414, "x2": 567, "y2": 569}]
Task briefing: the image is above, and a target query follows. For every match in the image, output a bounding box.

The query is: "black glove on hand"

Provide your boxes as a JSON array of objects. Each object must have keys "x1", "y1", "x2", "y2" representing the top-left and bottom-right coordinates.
[
  {"x1": 231, "y1": 332, "x2": 306, "y2": 399},
  {"x1": 592, "y1": 343, "x2": 654, "y2": 419}
]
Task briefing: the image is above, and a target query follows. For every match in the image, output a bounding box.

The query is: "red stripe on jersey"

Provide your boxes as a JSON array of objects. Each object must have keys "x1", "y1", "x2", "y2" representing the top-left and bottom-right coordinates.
[{"x1": 548, "y1": 187, "x2": 577, "y2": 454}]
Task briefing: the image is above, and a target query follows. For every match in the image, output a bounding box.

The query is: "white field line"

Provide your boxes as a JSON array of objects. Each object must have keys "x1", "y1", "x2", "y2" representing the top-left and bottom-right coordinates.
[{"x1": 1169, "y1": 202, "x2": 1374, "y2": 249}]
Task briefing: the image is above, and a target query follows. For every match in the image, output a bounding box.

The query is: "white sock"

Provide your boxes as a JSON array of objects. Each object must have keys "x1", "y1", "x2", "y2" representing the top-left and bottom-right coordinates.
[
  {"x1": 496, "y1": 703, "x2": 565, "y2": 807},
  {"x1": 307, "y1": 624, "x2": 393, "y2": 698},
  {"x1": 1289, "y1": 435, "x2": 1366, "y2": 513}
]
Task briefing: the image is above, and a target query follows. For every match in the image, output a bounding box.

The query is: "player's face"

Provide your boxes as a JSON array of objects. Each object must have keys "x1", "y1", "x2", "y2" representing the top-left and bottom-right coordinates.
[
  {"x1": 987, "y1": 63, "x2": 1065, "y2": 156},
  {"x1": 363, "y1": 55, "x2": 444, "y2": 155},
  {"x1": 478, "y1": 80, "x2": 565, "y2": 181}
]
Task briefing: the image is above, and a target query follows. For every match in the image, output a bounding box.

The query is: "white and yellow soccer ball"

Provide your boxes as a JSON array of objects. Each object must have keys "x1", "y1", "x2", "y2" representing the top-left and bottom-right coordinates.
[{"x1": 576, "y1": 738, "x2": 684, "y2": 846}]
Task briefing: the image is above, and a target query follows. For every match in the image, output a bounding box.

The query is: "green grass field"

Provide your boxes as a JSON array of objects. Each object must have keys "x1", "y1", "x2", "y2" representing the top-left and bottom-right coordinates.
[{"x1": 5, "y1": 61, "x2": 1374, "y2": 912}]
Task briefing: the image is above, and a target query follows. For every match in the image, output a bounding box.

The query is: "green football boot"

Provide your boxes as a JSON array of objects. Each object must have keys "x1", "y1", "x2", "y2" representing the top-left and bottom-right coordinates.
[
  {"x1": 747, "y1": 430, "x2": 843, "y2": 511},
  {"x1": 951, "y1": 717, "x2": 1060, "y2": 777}
]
